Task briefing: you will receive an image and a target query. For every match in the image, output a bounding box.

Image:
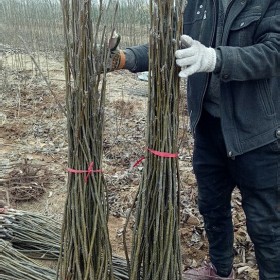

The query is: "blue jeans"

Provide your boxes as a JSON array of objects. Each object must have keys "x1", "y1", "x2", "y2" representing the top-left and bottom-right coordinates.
[{"x1": 193, "y1": 110, "x2": 280, "y2": 280}]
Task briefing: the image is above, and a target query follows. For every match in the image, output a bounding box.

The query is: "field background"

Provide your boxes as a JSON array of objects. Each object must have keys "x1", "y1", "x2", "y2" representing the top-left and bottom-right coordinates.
[{"x1": 1, "y1": 0, "x2": 258, "y2": 279}]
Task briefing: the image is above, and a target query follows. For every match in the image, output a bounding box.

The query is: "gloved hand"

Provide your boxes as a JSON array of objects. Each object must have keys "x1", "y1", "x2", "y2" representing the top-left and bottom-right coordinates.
[
  {"x1": 175, "y1": 35, "x2": 216, "y2": 78},
  {"x1": 107, "y1": 31, "x2": 126, "y2": 71}
]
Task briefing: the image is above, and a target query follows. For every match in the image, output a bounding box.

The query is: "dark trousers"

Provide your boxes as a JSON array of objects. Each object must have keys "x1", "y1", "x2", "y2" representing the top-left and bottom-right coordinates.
[{"x1": 192, "y1": 110, "x2": 280, "y2": 280}]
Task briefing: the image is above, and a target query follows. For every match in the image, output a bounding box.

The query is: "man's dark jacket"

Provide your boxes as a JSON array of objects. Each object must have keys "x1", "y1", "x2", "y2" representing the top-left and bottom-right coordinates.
[{"x1": 128, "y1": 0, "x2": 280, "y2": 157}]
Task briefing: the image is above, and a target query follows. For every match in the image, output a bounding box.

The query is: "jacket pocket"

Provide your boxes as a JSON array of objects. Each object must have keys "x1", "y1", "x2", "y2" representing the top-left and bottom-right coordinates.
[
  {"x1": 229, "y1": 13, "x2": 261, "y2": 46},
  {"x1": 230, "y1": 15, "x2": 261, "y2": 31},
  {"x1": 184, "y1": 11, "x2": 206, "y2": 37},
  {"x1": 257, "y1": 80, "x2": 276, "y2": 117},
  {"x1": 183, "y1": 1, "x2": 209, "y2": 41}
]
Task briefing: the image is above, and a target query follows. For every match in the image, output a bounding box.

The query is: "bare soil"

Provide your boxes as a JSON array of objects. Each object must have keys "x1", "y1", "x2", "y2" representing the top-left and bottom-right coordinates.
[{"x1": 1, "y1": 51, "x2": 258, "y2": 279}]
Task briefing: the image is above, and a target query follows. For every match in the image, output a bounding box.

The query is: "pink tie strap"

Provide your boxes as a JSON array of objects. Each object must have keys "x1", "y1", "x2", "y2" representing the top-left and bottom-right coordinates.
[{"x1": 67, "y1": 162, "x2": 102, "y2": 182}]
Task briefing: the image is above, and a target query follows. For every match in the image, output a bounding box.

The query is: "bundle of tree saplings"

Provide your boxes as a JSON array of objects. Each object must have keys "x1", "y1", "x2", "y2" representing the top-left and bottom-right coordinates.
[
  {"x1": 0, "y1": 208, "x2": 61, "y2": 260},
  {"x1": 58, "y1": 0, "x2": 115, "y2": 279},
  {"x1": 0, "y1": 209, "x2": 134, "y2": 280},
  {"x1": 129, "y1": 1, "x2": 185, "y2": 279},
  {"x1": 0, "y1": 239, "x2": 56, "y2": 280}
]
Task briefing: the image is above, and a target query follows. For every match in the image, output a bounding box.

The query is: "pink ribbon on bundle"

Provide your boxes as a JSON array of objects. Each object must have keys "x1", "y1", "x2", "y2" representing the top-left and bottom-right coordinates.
[
  {"x1": 133, "y1": 148, "x2": 179, "y2": 168},
  {"x1": 67, "y1": 161, "x2": 102, "y2": 182}
]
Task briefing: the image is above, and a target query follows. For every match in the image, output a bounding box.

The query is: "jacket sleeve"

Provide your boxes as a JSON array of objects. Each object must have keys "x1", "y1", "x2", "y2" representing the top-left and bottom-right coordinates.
[
  {"x1": 218, "y1": 1, "x2": 280, "y2": 82},
  {"x1": 125, "y1": 44, "x2": 149, "y2": 73}
]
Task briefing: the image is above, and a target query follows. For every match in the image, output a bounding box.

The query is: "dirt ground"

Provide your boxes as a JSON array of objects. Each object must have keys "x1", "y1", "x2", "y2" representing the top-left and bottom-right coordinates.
[{"x1": 1, "y1": 50, "x2": 258, "y2": 279}]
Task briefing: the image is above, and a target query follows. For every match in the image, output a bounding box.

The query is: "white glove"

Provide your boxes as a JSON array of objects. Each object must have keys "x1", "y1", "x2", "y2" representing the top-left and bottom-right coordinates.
[{"x1": 175, "y1": 35, "x2": 217, "y2": 78}]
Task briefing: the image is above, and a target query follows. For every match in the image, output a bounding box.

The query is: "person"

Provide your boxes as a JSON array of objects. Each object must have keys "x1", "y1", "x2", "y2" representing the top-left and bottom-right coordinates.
[{"x1": 108, "y1": 1, "x2": 280, "y2": 279}]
